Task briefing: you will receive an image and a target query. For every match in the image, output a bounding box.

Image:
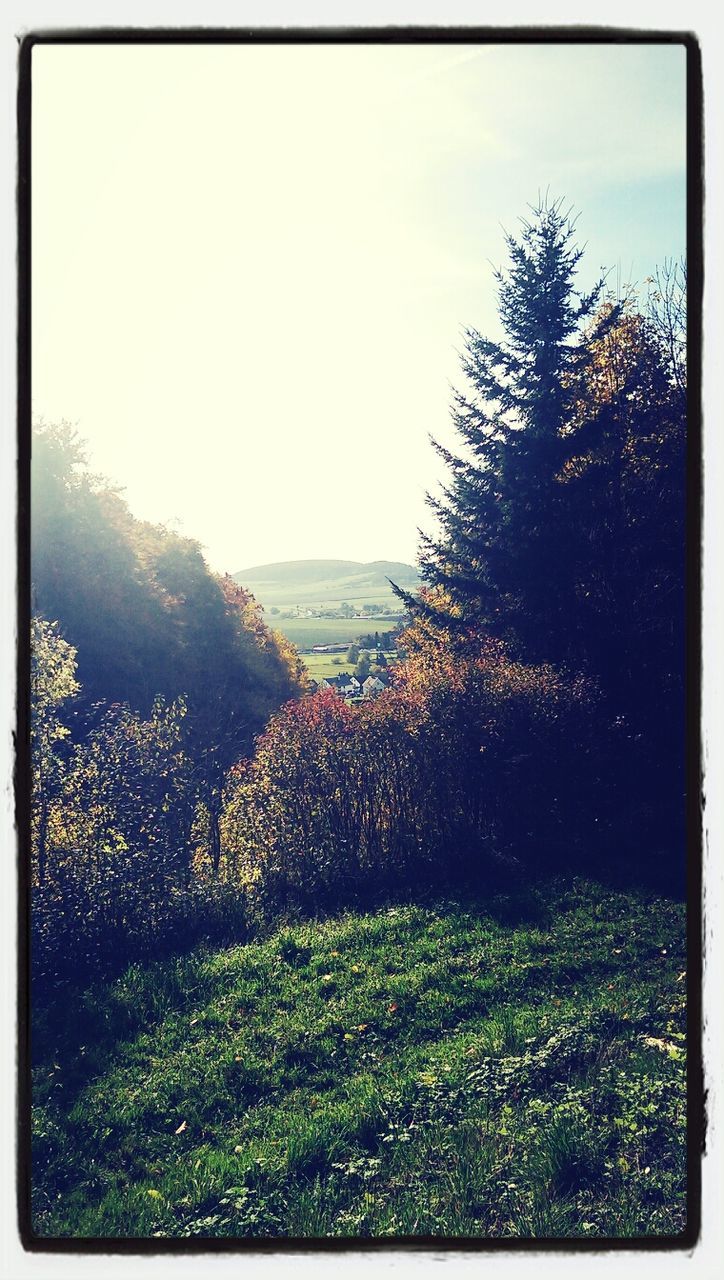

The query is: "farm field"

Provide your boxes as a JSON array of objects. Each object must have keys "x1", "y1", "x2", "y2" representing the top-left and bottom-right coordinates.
[
  {"x1": 301, "y1": 652, "x2": 399, "y2": 681},
  {"x1": 300, "y1": 652, "x2": 357, "y2": 681},
  {"x1": 268, "y1": 615, "x2": 404, "y2": 649},
  {"x1": 267, "y1": 596, "x2": 403, "y2": 615},
  {"x1": 31, "y1": 877, "x2": 687, "y2": 1240}
]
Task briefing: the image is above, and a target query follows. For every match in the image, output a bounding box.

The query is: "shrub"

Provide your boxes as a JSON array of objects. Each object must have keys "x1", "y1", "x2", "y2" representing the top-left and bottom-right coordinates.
[{"x1": 221, "y1": 633, "x2": 598, "y2": 918}]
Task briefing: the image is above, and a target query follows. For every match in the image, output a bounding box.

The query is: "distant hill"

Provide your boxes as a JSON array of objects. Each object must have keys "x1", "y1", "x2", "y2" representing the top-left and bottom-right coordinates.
[{"x1": 232, "y1": 559, "x2": 420, "y2": 609}]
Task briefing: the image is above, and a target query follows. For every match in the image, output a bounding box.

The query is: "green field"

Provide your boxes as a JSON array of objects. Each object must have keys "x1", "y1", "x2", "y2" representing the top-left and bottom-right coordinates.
[
  {"x1": 32, "y1": 878, "x2": 687, "y2": 1240},
  {"x1": 232, "y1": 558, "x2": 412, "y2": 649},
  {"x1": 268, "y1": 594, "x2": 403, "y2": 615},
  {"x1": 269, "y1": 615, "x2": 404, "y2": 649},
  {"x1": 301, "y1": 652, "x2": 357, "y2": 681},
  {"x1": 300, "y1": 651, "x2": 398, "y2": 681}
]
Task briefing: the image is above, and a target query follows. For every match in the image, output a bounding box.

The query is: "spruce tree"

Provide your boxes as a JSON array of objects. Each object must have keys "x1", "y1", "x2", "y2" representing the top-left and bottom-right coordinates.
[{"x1": 403, "y1": 197, "x2": 611, "y2": 666}]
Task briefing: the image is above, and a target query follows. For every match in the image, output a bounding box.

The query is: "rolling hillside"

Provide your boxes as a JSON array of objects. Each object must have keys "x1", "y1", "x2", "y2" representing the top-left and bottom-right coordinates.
[{"x1": 232, "y1": 560, "x2": 419, "y2": 610}]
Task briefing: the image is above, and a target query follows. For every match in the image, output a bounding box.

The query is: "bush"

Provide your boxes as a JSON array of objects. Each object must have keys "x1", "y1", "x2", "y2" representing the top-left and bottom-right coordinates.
[
  {"x1": 220, "y1": 634, "x2": 598, "y2": 919},
  {"x1": 31, "y1": 601, "x2": 600, "y2": 993}
]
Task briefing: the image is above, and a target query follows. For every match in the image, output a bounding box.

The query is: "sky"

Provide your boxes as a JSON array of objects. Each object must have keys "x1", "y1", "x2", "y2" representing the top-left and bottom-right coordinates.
[{"x1": 31, "y1": 40, "x2": 687, "y2": 575}]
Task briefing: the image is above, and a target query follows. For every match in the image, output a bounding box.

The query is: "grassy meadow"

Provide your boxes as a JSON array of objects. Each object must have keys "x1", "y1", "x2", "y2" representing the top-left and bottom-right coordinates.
[
  {"x1": 268, "y1": 614, "x2": 402, "y2": 649},
  {"x1": 300, "y1": 651, "x2": 398, "y2": 681},
  {"x1": 31, "y1": 877, "x2": 687, "y2": 1241},
  {"x1": 301, "y1": 652, "x2": 357, "y2": 681},
  {"x1": 231, "y1": 558, "x2": 412, "y2": 647}
]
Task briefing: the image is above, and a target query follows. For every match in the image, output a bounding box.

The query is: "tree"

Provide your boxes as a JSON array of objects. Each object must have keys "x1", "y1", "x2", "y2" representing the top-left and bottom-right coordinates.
[
  {"x1": 347, "y1": 643, "x2": 360, "y2": 664},
  {"x1": 30, "y1": 616, "x2": 79, "y2": 884},
  {"x1": 395, "y1": 199, "x2": 687, "y2": 881},
  {"x1": 559, "y1": 294, "x2": 685, "y2": 712},
  {"x1": 645, "y1": 258, "x2": 686, "y2": 398},
  {"x1": 400, "y1": 197, "x2": 609, "y2": 667},
  {"x1": 31, "y1": 422, "x2": 306, "y2": 793},
  {"x1": 355, "y1": 652, "x2": 371, "y2": 685},
  {"x1": 555, "y1": 291, "x2": 686, "y2": 867}
]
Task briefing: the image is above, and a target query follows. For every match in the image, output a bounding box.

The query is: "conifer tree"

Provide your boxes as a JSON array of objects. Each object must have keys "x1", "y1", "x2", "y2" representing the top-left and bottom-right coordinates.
[
  {"x1": 395, "y1": 200, "x2": 686, "y2": 877},
  {"x1": 401, "y1": 197, "x2": 611, "y2": 666}
]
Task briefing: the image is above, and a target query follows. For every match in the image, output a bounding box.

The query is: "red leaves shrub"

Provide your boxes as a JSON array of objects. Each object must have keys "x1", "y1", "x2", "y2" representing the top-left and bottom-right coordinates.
[{"x1": 221, "y1": 624, "x2": 598, "y2": 915}]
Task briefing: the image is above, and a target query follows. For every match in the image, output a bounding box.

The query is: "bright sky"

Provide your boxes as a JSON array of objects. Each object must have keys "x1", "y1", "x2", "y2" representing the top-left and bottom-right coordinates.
[{"x1": 31, "y1": 41, "x2": 687, "y2": 574}]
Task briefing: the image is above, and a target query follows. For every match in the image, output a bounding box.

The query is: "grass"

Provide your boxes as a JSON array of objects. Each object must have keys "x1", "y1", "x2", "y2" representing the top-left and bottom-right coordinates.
[
  {"x1": 267, "y1": 595, "x2": 403, "y2": 615},
  {"x1": 31, "y1": 877, "x2": 687, "y2": 1240},
  {"x1": 301, "y1": 652, "x2": 398, "y2": 681},
  {"x1": 232, "y1": 560, "x2": 419, "y2": 611},
  {"x1": 300, "y1": 652, "x2": 359, "y2": 680},
  {"x1": 269, "y1": 615, "x2": 404, "y2": 648}
]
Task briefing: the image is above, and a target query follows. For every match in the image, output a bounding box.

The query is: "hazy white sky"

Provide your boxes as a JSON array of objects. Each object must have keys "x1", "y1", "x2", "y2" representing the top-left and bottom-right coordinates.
[{"x1": 32, "y1": 41, "x2": 687, "y2": 573}]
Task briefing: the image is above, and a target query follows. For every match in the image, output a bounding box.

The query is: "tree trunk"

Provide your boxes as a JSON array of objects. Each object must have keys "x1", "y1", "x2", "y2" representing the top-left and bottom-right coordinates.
[{"x1": 209, "y1": 795, "x2": 222, "y2": 876}]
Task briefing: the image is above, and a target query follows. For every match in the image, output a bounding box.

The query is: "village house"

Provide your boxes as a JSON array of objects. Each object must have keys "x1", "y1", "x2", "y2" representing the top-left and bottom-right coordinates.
[
  {"x1": 362, "y1": 674, "x2": 388, "y2": 698},
  {"x1": 320, "y1": 672, "x2": 361, "y2": 698}
]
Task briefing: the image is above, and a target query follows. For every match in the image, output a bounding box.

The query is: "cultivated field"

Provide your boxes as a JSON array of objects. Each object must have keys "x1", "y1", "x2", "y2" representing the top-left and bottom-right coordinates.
[
  {"x1": 300, "y1": 652, "x2": 398, "y2": 681},
  {"x1": 300, "y1": 652, "x2": 357, "y2": 681},
  {"x1": 269, "y1": 615, "x2": 404, "y2": 649}
]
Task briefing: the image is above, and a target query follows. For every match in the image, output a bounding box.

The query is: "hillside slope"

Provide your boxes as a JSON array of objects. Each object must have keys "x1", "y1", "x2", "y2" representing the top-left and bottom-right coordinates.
[
  {"x1": 232, "y1": 559, "x2": 419, "y2": 609},
  {"x1": 32, "y1": 878, "x2": 687, "y2": 1240}
]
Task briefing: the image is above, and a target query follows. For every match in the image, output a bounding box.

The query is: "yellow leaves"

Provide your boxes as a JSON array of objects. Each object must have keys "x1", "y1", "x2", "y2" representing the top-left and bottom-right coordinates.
[
  {"x1": 642, "y1": 1035, "x2": 668, "y2": 1052},
  {"x1": 147, "y1": 1188, "x2": 163, "y2": 1200},
  {"x1": 642, "y1": 1034, "x2": 682, "y2": 1058},
  {"x1": 174, "y1": 1120, "x2": 187, "y2": 1135}
]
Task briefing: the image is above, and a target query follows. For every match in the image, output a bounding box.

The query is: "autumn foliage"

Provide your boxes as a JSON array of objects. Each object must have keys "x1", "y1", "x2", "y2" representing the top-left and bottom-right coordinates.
[
  {"x1": 29, "y1": 206, "x2": 687, "y2": 988},
  {"x1": 30, "y1": 424, "x2": 307, "y2": 986},
  {"x1": 220, "y1": 603, "x2": 598, "y2": 919}
]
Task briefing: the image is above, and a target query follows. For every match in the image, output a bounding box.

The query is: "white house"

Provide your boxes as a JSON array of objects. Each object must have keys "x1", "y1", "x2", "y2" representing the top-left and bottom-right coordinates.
[
  {"x1": 362, "y1": 675, "x2": 387, "y2": 698},
  {"x1": 320, "y1": 673, "x2": 361, "y2": 698}
]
